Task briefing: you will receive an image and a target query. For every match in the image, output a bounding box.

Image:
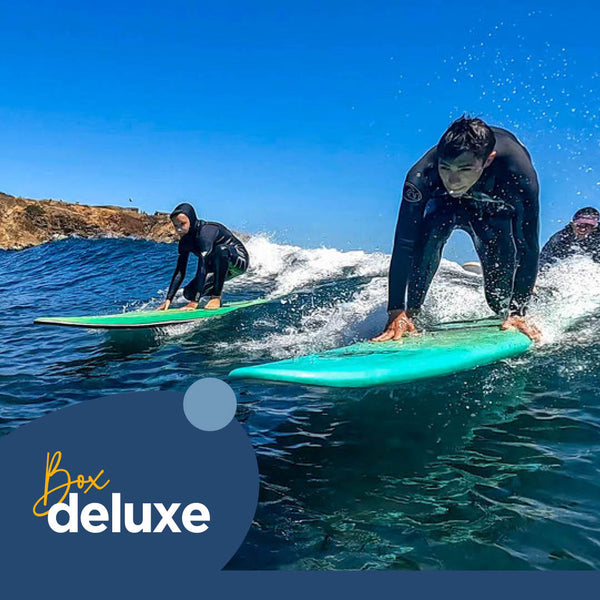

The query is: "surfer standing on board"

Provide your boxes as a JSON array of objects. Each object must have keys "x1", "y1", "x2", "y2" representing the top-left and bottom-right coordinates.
[
  {"x1": 539, "y1": 207, "x2": 600, "y2": 269},
  {"x1": 373, "y1": 116, "x2": 542, "y2": 342},
  {"x1": 157, "y1": 203, "x2": 249, "y2": 311}
]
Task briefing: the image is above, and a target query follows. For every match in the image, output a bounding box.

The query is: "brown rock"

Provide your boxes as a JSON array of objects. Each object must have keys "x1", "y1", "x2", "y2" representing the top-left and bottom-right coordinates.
[{"x1": 0, "y1": 192, "x2": 178, "y2": 250}]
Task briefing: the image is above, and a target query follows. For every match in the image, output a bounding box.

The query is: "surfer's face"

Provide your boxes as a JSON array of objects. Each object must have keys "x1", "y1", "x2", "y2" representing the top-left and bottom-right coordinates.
[
  {"x1": 571, "y1": 220, "x2": 598, "y2": 240},
  {"x1": 438, "y1": 151, "x2": 496, "y2": 197},
  {"x1": 171, "y1": 214, "x2": 191, "y2": 238}
]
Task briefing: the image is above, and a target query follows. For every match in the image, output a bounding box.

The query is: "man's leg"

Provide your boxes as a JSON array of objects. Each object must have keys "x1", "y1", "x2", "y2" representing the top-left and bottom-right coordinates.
[
  {"x1": 407, "y1": 201, "x2": 457, "y2": 311},
  {"x1": 201, "y1": 244, "x2": 249, "y2": 298},
  {"x1": 470, "y1": 208, "x2": 517, "y2": 315},
  {"x1": 182, "y1": 279, "x2": 199, "y2": 302},
  {"x1": 199, "y1": 274, "x2": 216, "y2": 298}
]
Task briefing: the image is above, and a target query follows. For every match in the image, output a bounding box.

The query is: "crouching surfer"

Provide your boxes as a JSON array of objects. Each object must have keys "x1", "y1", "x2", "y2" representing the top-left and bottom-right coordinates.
[
  {"x1": 373, "y1": 116, "x2": 542, "y2": 343},
  {"x1": 158, "y1": 203, "x2": 249, "y2": 311}
]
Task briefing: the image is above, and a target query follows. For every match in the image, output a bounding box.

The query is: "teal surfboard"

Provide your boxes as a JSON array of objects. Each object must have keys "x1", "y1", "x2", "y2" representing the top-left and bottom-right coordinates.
[
  {"x1": 34, "y1": 298, "x2": 270, "y2": 330},
  {"x1": 229, "y1": 319, "x2": 533, "y2": 387}
]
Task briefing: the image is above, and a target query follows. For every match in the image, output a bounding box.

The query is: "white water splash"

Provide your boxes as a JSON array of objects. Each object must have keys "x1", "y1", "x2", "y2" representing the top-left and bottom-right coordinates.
[
  {"x1": 420, "y1": 259, "x2": 493, "y2": 324},
  {"x1": 162, "y1": 235, "x2": 600, "y2": 354},
  {"x1": 241, "y1": 234, "x2": 388, "y2": 297},
  {"x1": 531, "y1": 256, "x2": 600, "y2": 345},
  {"x1": 213, "y1": 237, "x2": 494, "y2": 358},
  {"x1": 215, "y1": 276, "x2": 387, "y2": 358}
]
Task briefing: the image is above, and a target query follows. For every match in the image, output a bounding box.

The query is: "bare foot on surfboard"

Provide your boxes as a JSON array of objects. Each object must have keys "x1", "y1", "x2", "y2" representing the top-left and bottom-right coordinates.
[
  {"x1": 372, "y1": 310, "x2": 419, "y2": 342},
  {"x1": 181, "y1": 302, "x2": 199, "y2": 311},
  {"x1": 501, "y1": 315, "x2": 542, "y2": 342},
  {"x1": 204, "y1": 297, "x2": 222, "y2": 310}
]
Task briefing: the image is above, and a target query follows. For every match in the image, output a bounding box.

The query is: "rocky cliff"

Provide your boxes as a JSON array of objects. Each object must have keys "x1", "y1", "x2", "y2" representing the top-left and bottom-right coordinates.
[{"x1": 0, "y1": 192, "x2": 177, "y2": 250}]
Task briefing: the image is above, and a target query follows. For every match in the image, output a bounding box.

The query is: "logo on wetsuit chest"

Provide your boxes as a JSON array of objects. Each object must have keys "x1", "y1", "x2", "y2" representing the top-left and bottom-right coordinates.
[{"x1": 403, "y1": 182, "x2": 423, "y2": 203}]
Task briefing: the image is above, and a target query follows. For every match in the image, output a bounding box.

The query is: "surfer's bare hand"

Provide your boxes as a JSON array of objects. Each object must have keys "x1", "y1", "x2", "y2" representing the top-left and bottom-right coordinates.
[
  {"x1": 181, "y1": 301, "x2": 199, "y2": 311},
  {"x1": 204, "y1": 297, "x2": 222, "y2": 310},
  {"x1": 157, "y1": 300, "x2": 171, "y2": 311},
  {"x1": 501, "y1": 315, "x2": 542, "y2": 342},
  {"x1": 372, "y1": 311, "x2": 418, "y2": 342}
]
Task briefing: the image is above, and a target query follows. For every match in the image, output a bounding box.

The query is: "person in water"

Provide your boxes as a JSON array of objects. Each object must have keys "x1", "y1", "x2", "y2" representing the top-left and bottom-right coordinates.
[
  {"x1": 158, "y1": 203, "x2": 249, "y2": 311},
  {"x1": 539, "y1": 207, "x2": 600, "y2": 269},
  {"x1": 374, "y1": 116, "x2": 542, "y2": 342}
]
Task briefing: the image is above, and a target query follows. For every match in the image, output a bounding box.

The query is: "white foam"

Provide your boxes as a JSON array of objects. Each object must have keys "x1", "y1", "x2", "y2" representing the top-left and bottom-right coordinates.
[
  {"x1": 162, "y1": 235, "x2": 600, "y2": 354},
  {"x1": 213, "y1": 238, "x2": 496, "y2": 359},
  {"x1": 215, "y1": 277, "x2": 388, "y2": 359},
  {"x1": 530, "y1": 256, "x2": 600, "y2": 345},
  {"x1": 241, "y1": 234, "x2": 388, "y2": 297},
  {"x1": 420, "y1": 259, "x2": 493, "y2": 324}
]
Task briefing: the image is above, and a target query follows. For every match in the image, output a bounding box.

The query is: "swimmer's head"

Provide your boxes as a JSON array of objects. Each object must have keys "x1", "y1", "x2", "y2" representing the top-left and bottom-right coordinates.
[{"x1": 437, "y1": 117, "x2": 497, "y2": 197}]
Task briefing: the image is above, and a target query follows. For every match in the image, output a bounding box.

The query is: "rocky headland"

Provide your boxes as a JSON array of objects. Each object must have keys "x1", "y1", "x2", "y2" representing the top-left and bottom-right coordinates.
[{"x1": 0, "y1": 192, "x2": 177, "y2": 250}]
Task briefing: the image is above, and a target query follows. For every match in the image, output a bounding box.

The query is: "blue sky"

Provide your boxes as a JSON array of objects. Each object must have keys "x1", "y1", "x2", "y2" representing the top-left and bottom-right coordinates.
[{"x1": 1, "y1": 1, "x2": 600, "y2": 258}]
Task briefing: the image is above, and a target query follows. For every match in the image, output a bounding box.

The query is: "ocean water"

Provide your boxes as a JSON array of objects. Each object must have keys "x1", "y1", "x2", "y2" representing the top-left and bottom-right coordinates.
[{"x1": 1, "y1": 236, "x2": 599, "y2": 570}]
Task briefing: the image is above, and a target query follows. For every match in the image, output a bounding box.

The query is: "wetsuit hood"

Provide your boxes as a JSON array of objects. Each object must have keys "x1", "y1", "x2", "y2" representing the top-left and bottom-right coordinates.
[{"x1": 170, "y1": 203, "x2": 198, "y2": 234}]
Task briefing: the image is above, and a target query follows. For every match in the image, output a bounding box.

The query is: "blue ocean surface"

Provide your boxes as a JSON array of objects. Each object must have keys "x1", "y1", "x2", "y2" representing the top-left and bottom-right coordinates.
[{"x1": 1, "y1": 236, "x2": 599, "y2": 570}]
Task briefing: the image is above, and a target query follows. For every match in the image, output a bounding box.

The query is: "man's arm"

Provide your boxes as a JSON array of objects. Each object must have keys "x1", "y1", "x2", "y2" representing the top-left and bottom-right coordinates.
[
  {"x1": 388, "y1": 174, "x2": 429, "y2": 317},
  {"x1": 373, "y1": 175, "x2": 428, "y2": 342},
  {"x1": 166, "y1": 249, "x2": 189, "y2": 302},
  {"x1": 373, "y1": 150, "x2": 434, "y2": 342},
  {"x1": 508, "y1": 169, "x2": 540, "y2": 315}
]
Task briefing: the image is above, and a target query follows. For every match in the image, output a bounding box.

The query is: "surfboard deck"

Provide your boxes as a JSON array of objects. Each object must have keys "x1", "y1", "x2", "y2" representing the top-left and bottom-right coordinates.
[
  {"x1": 33, "y1": 298, "x2": 271, "y2": 330},
  {"x1": 229, "y1": 319, "x2": 533, "y2": 387}
]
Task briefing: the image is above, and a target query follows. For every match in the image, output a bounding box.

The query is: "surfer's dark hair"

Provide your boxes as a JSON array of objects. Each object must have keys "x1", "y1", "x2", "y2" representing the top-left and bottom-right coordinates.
[{"x1": 437, "y1": 116, "x2": 496, "y2": 162}]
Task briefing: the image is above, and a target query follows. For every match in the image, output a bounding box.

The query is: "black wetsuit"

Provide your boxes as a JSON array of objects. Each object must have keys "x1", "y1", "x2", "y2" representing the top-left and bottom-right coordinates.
[
  {"x1": 388, "y1": 127, "x2": 540, "y2": 318},
  {"x1": 166, "y1": 204, "x2": 249, "y2": 303},
  {"x1": 539, "y1": 226, "x2": 600, "y2": 268}
]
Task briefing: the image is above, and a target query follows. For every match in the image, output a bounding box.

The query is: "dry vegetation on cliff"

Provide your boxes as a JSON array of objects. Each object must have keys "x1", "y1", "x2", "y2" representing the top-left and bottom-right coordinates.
[{"x1": 0, "y1": 192, "x2": 177, "y2": 250}]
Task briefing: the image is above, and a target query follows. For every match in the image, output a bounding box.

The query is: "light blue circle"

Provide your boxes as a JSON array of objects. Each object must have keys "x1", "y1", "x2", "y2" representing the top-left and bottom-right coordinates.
[{"x1": 183, "y1": 378, "x2": 237, "y2": 432}]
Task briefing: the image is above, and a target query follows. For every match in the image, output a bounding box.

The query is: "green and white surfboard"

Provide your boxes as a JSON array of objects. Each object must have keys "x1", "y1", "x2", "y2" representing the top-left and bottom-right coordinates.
[{"x1": 34, "y1": 298, "x2": 271, "y2": 330}]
